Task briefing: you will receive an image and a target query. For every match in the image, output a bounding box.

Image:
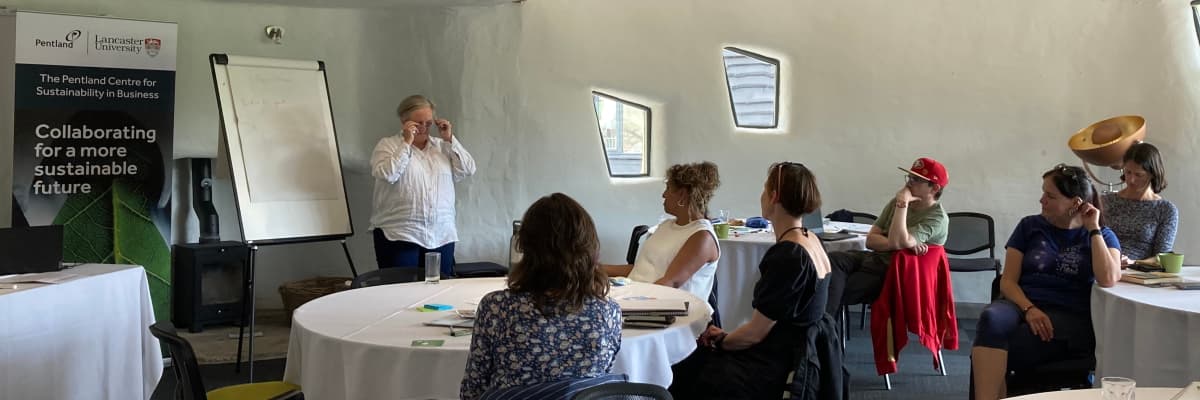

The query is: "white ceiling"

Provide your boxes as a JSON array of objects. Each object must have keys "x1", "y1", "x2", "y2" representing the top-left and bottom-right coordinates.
[{"x1": 208, "y1": 0, "x2": 517, "y2": 9}]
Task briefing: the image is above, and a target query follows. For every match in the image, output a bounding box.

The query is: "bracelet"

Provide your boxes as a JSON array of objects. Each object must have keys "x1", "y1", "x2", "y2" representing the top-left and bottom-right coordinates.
[
  {"x1": 1021, "y1": 303, "x2": 1036, "y2": 315},
  {"x1": 895, "y1": 202, "x2": 907, "y2": 209}
]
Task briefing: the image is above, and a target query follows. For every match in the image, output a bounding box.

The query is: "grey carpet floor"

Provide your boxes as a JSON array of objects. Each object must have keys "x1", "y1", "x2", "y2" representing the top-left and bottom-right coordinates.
[{"x1": 844, "y1": 313, "x2": 977, "y2": 400}]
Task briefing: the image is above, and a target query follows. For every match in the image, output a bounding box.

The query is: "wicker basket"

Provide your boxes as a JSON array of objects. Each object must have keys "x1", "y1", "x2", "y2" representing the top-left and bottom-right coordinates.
[{"x1": 279, "y1": 276, "x2": 351, "y2": 322}]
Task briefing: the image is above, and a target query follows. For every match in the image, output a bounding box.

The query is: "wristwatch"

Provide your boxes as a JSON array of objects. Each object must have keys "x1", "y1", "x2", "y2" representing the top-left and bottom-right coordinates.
[
  {"x1": 1021, "y1": 303, "x2": 1036, "y2": 315},
  {"x1": 1088, "y1": 229, "x2": 1102, "y2": 237}
]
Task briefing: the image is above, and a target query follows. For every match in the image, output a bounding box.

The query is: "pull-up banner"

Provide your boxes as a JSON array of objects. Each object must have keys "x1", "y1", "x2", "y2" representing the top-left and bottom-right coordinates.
[{"x1": 7, "y1": 11, "x2": 176, "y2": 322}]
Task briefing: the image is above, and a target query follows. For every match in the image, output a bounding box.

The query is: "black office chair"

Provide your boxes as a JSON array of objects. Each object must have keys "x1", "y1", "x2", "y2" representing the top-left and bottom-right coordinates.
[
  {"x1": 967, "y1": 276, "x2": 1094, "y2": 399},
  {"x1": 149, "y1": 322, "x2": 303, "y2": 400},
  {"x1": 708, "y1": 278, "x2": 722, "y2": 328},
  {"x1": 626, "y1": 225, "x2": 651, "y2": 265},
  {"x1": 826, "y1": 209, "x2": 877, "y2": 225},
  {"x1": 453, "y1": 261, "x2": 508, "y2": 278},
  {"x1": 946, "y1": 212, "x2": 1002, "y2": 277},
  {"x1": 572, "y1": 382, "x2": 673, "y2": 400},
  {"x1": 350, "y1": 267, "x2": 422, "y2": 289}
]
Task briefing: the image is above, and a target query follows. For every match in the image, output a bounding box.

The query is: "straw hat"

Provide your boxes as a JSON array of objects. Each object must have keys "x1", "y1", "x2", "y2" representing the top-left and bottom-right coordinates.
[{"x1": 1067, "y1": 115, "x2": 1146, "y2": 168}]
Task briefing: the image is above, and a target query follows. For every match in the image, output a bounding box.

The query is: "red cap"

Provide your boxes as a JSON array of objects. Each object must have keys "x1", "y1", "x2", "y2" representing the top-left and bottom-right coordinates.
[{"x1": 898, "y1": 157, "x2": 949, "y2": 187}]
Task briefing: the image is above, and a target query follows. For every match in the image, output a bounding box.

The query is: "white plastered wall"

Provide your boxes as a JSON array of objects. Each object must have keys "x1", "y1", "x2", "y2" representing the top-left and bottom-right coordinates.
[
  {"x1": 499, "y1": 0, "x2": 1200, "y2": 303},
  {"x1": 6, "y1": 0, "x2": 1200, "y2": 307}
]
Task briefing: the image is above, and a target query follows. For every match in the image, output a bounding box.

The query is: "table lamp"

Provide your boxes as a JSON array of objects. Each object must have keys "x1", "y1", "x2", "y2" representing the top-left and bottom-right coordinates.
[{"x1": 1067, "y1": 115, "x2": 1146, "y2": 193}]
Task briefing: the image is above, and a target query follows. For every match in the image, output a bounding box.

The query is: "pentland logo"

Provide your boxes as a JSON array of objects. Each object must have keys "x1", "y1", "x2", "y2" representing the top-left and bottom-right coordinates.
[{"x1": 33, "y1": 29, "x2": 82, "y2": 49}]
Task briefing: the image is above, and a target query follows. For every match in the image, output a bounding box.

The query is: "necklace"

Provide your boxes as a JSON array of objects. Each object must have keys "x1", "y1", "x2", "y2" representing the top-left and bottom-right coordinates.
[{"x1": 776, "y1": 226, "x2": 809, "y2": 242}]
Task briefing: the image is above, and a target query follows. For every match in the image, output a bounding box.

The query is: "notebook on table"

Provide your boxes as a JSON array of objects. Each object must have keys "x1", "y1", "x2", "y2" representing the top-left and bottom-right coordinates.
[{"x1": 1120, "y1": 271, "x2": 1184, "y2": 286}]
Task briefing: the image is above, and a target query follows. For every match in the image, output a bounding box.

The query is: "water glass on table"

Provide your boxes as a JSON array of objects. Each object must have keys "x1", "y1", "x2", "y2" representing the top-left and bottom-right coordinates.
[
  {"x1": 1101, "y1": 377, "x2": 1135, "y2": 400},
  {"x1": 425, "y1": 252, "x2": 441, "y2": 284}
]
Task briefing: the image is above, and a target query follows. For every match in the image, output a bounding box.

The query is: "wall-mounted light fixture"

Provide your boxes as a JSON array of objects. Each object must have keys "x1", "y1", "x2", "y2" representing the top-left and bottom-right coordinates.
[{"x1": 264, "y1": 25, "x2": 285, "y2": 44}]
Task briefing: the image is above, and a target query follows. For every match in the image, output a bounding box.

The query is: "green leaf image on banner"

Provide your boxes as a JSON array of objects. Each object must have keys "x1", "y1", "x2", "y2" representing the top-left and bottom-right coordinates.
[
  {"x1": 54, "y1": 184, "x2": 115, "y2": 263},
  {"x1": 54, "y1": 179, "x2": 171, "y2": 324}
]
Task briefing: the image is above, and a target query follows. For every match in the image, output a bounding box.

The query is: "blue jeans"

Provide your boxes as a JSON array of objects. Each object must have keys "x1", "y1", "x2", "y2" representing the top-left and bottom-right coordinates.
[{"x1": 372, "y1": 229, "x2": 456, "y2": 277}]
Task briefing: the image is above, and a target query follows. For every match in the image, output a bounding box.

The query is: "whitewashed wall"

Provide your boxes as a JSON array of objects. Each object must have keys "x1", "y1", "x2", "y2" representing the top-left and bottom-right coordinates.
[{"x1": 7, "y1": 0, "x2": 1198, "y2": 306}]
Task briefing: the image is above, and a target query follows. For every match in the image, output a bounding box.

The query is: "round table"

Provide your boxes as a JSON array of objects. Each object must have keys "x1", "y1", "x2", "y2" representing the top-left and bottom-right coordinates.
[
  {"x1": 1006, "y1": 387, "x2": 1183, "y2": 399},
  {"x1": 718, "y1": 230, "x2": 866, "y2": 329},
  {"x1": 1091, "y1": 267, "x2": 1200, "y2": 388},
  {"x1": 282, "y1": 277, "x2": 709, "y2": 400}
]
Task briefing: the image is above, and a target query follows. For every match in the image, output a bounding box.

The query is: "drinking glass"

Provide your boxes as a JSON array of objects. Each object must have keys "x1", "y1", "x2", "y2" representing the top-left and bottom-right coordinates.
[
  {"x1": 425, "y1": 253, "x2": 441, "y2": 284},
  {"x1": 1101, "y1": 377, "x2": 1136, "y2": 400}
]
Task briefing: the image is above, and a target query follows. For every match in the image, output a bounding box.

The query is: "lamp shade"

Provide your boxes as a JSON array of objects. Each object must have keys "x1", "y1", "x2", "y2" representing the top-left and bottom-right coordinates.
[{"x1": 1068, "y1": 115, "x2": 1146, "y2": 168}]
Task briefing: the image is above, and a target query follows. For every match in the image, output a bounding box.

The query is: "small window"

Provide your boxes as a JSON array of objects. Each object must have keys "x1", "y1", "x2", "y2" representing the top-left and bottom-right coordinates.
[
  {"x1": 722, "y1": 47, "x2": 780, "y2": 129},
  {"x1": 592, "y1": 92, "x2": 651, "y2": 177},
  {"x1": 1193, "y1": 1, "x2": 1200, "y2": 45}
]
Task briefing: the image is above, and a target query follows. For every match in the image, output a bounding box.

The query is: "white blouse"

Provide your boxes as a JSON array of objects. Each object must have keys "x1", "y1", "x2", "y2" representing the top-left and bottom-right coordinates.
[
  {"x1": 628, "y1": 218, "x2": 720, "y2": 307},
  {"x1": 369, "y1": 134, "x2": 476, "y2": 249}
]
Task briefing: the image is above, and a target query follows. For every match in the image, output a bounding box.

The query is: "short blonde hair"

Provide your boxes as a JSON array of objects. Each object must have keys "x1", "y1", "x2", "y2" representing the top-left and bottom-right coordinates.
[{"x1": 396, "y1": 95, "x2": 436, "y2": 121}]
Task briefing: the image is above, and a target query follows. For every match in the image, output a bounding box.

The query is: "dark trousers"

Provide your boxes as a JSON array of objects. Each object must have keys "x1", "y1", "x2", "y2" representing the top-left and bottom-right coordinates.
[
  {"x1": 824, "y1": 250, "x2": 889, "y2": 316},
  {"x1": 973, "y1": 300, "x2": 1095, "y2": 372},
  {"x1": 373, "y1": 229, "x2": 456, "y2": 277}
]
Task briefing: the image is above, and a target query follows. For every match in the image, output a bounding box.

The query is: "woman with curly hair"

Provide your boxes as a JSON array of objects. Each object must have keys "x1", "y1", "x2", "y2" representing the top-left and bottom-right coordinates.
[{"x1": 605, "y1": 161, "x2": 722, "y2": 307}]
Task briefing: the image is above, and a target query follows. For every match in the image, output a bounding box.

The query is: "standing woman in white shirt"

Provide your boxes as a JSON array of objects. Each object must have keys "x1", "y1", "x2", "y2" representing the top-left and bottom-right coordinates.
[
  {"x1": 605, "y1": 162, "x2": 721, "y2": 312},
  {"x1": 369, "y1": 95, "x2": 477, "y2": 276}
]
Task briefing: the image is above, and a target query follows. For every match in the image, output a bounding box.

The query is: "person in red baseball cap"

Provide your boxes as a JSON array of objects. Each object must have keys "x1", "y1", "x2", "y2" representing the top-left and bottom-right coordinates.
[{"x1": 824, "y1": 157, "x2": 951, "y2": 319}]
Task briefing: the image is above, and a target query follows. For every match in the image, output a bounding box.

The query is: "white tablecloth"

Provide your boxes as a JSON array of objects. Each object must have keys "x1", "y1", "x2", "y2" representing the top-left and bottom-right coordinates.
[
  {"x1": 284, "y1": 277, "x2": 709, "y2": 400},
  {"x1": 717, "y1": 230, "x2": 866, "y2": 329},
  {"x1": 1092, "y1": 267, "x2": 1200, "y2": 387},
  {"x1": 1007, "y1": 387, "x2": 1183, "y2": 399},
  {"x1": 0, "y1": 264, "x2": 162, "y2": 400}
]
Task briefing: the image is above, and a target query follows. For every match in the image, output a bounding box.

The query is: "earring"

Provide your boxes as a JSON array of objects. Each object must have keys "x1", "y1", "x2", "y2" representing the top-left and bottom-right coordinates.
[{"x1": 677, "y1": 200, "x2": 686, "y2": 207}]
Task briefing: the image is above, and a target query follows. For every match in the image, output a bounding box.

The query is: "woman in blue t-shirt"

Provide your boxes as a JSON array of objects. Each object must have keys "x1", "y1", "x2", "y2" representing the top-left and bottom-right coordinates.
[{"x1": 970, "y1": 164, "x2": 1121, "y2": 400}]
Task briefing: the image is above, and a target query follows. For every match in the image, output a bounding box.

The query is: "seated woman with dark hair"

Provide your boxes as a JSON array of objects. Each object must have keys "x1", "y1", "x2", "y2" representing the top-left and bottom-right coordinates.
[
  {"x1": 1103, "y1": 142, "x2": 1178, "y2": 264},
  {"x1": 971, "y1": 164, "x2": 1121, "y2": 400},
  {"x1": 460, "y1": 193, "x2": 622, "y2": 400},
  {"x1": 669, "y1": 162, "x2": 836, "y2": 400}
]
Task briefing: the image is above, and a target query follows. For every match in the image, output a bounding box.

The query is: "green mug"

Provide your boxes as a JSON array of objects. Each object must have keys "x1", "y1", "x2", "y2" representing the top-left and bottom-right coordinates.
[
  {"x1": 714, "y1": 223, "x2": 730, "y2": 239},
  {"x1": 1157, "y1": 252, "x2": 1185, "y2": 274}
]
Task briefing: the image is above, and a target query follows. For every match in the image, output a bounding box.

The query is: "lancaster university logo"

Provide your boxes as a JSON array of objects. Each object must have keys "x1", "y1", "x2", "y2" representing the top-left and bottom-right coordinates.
[{"x1": 144, "y1": 38, "x2": 161, "y2": 57}]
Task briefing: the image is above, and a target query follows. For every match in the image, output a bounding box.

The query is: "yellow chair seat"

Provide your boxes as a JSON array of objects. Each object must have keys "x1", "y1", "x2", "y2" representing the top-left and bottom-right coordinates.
[{"x1": 207, "y1": 381, "x2": 300, "y2": 400}]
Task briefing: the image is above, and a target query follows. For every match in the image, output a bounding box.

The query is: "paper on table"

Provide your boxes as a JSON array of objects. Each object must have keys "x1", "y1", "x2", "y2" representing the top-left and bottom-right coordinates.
[
  {"x1": 0, "y1": 271, "x2": 79, "y2": 284},
  {"x1": 616, "y1": 297, "x2": 689, "y2": 314},
  {"x1": 824, "y1": 221, "x2": 873, "y2": 234},
  {"x1": 424, "y1": 317, "x2": 475, "y2": 328}
]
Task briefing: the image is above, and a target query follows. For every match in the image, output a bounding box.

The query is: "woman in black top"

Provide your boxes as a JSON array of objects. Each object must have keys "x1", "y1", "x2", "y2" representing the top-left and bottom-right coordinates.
[{"x1": 670, "y1": 162, "x2": 833, "y2": 400}]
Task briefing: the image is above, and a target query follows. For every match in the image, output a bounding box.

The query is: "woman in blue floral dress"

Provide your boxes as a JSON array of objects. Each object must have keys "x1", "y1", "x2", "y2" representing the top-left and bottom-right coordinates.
[{"x1": 460, "y1": 193, "x2": 623, "y2": 400}]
